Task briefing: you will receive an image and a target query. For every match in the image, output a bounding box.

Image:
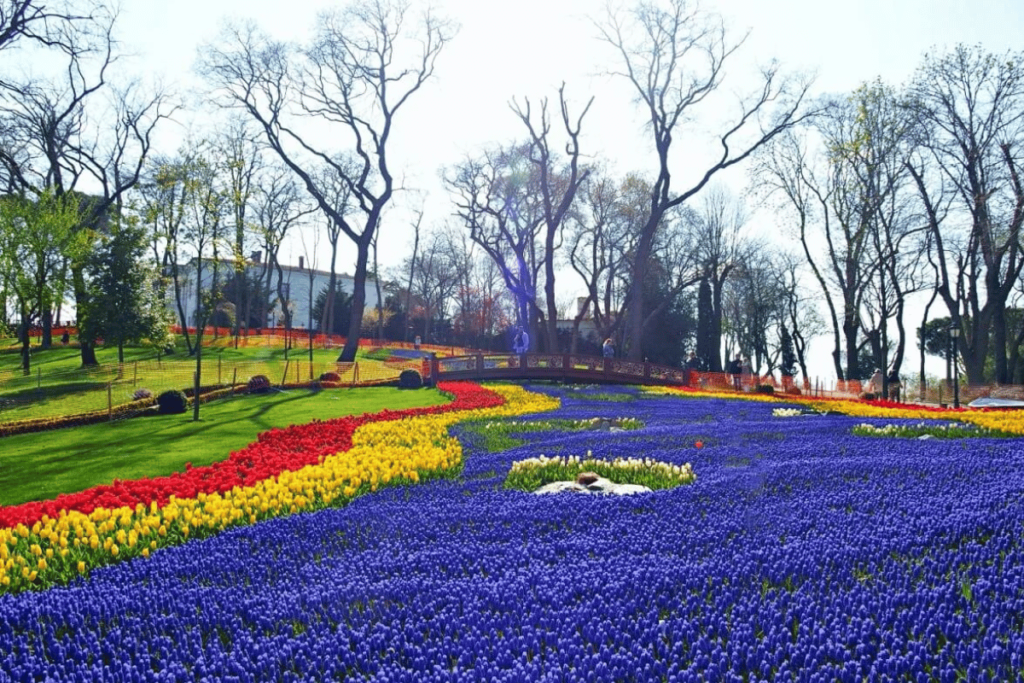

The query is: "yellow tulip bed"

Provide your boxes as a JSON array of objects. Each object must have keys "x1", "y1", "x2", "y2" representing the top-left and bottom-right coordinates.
[{"x1": 0, "y1": 383, "x2": 559, "y2": 594}]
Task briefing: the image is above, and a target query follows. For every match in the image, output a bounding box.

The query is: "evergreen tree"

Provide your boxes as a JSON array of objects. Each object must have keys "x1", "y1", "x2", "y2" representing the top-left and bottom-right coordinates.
[
  {"x1": 312, "y1": 285, "x2": 353, "y2": 336},
  {"x1": 779, "y1": 325, "x2": 797, "y2": 377},
  {"x1": 82, "y1": 217, "x2": 173, "y2": 363}
]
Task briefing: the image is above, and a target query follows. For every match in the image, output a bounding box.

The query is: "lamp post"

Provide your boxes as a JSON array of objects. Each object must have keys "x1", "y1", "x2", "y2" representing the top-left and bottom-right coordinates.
[{"x1": 949, "y1": 322, "x2": 961, "y2": 409}]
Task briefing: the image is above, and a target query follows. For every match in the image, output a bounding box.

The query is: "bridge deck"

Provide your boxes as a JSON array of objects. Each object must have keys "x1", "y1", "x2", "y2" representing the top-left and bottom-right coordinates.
[{"x1": 428, "y1": 353, "x2": 692, "y2": 387}]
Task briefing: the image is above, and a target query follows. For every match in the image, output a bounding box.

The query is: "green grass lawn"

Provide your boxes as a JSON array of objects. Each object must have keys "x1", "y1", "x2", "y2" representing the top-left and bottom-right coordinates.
[
  {"x1": 0, "y1": 385, "x2": 447, "y2": 507},
  {"x1": 0, "y1": 336, "x2": 407, "y2": 423}
]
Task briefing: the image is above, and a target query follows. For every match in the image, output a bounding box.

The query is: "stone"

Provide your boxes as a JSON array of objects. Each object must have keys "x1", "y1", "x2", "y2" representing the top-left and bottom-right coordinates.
[
  {"x1": 534, "y1": 481, "x2": 588, "y2": 495},
  {"x1": 533, "y1": 476, "x2": 652, "y2": 496},
  {"x1": 576, "y1": 471, "x2": 600, "y2": 486}
]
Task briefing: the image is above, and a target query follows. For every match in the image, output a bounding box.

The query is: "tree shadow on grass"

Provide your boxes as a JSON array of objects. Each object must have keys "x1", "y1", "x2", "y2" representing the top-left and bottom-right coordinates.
[{"x1": 0, "y1": 381, "x2": 111, "y2": 403}]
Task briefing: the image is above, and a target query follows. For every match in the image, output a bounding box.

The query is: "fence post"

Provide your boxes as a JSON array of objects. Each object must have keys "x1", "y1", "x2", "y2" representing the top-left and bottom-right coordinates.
[
  {"x1": 107, "y1": 383, "x2": 113, "y2": 421},
  {"x1": 352, "y1": 362, "x2": 359, "y2": 387},
  {"x1": 281, "y1": 360, "x2": 290, "y2": 387},
  {"x1": 231, "y1": 368, "x2": 237, "y2": 396},
  {"x1": 133, "y1": 361, "x2": 138, "y2": 387}
]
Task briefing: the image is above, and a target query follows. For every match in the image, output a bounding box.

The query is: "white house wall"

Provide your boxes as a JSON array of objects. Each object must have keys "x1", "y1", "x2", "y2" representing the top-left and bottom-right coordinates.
[{"x1": 170, "y1": 260, "x2": 380, "y2": 330}]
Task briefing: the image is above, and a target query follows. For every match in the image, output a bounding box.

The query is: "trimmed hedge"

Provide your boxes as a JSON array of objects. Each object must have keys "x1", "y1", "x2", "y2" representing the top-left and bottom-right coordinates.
[{"x1": 398, "y1": 369, "x2": 423, "y2": 389}]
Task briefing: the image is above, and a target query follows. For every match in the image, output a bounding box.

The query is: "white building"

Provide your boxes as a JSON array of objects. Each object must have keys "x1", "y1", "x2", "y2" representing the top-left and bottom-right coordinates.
[{"x1": 170, "y1": 253, "x2": 380, "y2": 331}]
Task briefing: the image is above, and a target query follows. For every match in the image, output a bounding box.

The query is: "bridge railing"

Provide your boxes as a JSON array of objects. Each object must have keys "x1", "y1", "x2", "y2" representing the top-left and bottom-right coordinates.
[{"x1": 427, "y1": 353, "x2": 692, "y2": 386}]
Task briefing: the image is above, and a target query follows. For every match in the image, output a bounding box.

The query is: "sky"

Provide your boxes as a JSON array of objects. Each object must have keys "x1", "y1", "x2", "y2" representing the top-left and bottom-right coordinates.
[{"x1": 113, "y1": 0, "x2": 1023, "y2": 381}]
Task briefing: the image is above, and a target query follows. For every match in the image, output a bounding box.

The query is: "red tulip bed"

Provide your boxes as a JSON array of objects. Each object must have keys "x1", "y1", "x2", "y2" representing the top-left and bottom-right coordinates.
[{"x1": 0, "y1": 382, "x2": 504, "y2": 530}]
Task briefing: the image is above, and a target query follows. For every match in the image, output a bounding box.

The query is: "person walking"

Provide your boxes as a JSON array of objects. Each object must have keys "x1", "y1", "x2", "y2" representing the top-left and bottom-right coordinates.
[
  {"x1": 727, "y1": 354, "x2": 742, "y2": 390},
  {"x1": 887, "y1": 367, "x2": 902, "y2": 402},
  {"x1": 513, "y1": 327, "x2": 529, "y2": 354},
  {"x1": 867, "y1": 368, "x2": 883, "y2": 395},
  {"x1": 603, "y1": 338, "x2": 615, "y2": 358}
]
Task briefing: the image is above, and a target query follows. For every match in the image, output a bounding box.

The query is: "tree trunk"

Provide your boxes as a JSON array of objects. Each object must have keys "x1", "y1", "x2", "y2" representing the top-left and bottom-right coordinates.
[
  {"x1": 193, "y1": 261, "x2": 204, "y2": 422},
  {"x1": 19, "y1": 315, "x2": 30, "y2": 375},
  {"x1": 41, "y1": 307, "x2": 52, "y2": 349},
  {"x1": 992, "y1": 306, "x2": 1009, "y2": 384},
  {"x1": 72, "y1": 265, "x2": 98, "y2": 366},
  {"x1": 919, "y1": 291, "x2": 936, "y2": 401},
  {"x1": 625, "y1": 220, "x2": 658, "y2": 361},
  {"x1": 843, "y1": 308, "x2": 859, "y2": 381},
  {"x1": 338, "y1": 239, "x2": 370, "y2": 363}
]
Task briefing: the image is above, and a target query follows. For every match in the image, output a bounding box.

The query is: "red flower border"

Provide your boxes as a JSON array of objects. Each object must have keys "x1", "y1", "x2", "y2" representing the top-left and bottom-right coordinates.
[{"x1": 0, "y1": 382, "x2": 503, "y2": 529}]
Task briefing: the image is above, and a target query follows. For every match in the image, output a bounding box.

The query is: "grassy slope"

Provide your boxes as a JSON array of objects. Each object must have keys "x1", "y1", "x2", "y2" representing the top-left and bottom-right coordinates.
[
  {"x1": 0, "y1": 337, "x2": 397, "y2": 422},
  {"x1": 0, "y1": 386, "x2": 447, "y2": 508}
]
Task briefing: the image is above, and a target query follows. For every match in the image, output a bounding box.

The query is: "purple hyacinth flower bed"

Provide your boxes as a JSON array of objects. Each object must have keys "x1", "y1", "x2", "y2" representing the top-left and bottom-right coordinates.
[{"x1": 1, "y1": 385, "x2": 1022, "y2": 682}]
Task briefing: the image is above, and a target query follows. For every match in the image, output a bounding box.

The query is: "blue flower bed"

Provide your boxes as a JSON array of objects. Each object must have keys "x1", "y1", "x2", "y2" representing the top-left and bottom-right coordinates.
[{"x1": 2, "y1": 386, "x2": 1023, "y2": 681}]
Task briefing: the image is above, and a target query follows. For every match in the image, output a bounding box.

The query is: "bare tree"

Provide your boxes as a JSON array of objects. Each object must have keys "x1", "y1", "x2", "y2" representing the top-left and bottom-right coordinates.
[
  {"x1": 774, "y1": 251, "x2": 824, "y2": 384},
  {"x1": 597, "y1": 0, "x2": 815, "y2": 360},
  {"x1": 402, "y1": 208, "x2": 422, "y2": 344},
  {"x1": 906, "y1": 45, "x2": 1024, "y2": 384},
  {"x1": 0, "y1": 3, "x2": 174, "y2": 363},
  {"x1": 214, "y1": 115, "x2": 264, "y2": 346},
  {"x1": 692, "y1": 186, "x2": 747, "y2": 371},
  {"x1": 510, "y1": 84, "x2": 593, "y2": 351},
  {"x1": 253, "y1": 164, "x2": 314, "y2": 353},
  {"x1": 446, "y1": 143, "x2": 547, "y2": 347},
  {"x1": 200, "y1": 1, "x2": 455, "y2": 362},
  {"x1": 566, "y1": 168, "x2": 629, "y2": 352},
  {"x1": 0, "y1": 0, "x2": 110, "y2": 66}
]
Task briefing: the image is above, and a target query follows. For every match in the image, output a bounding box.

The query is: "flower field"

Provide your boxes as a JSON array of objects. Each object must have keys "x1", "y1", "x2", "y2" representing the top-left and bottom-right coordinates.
[{"x1": 2, "y1": 384, "x2": 1024, "y2": 681}]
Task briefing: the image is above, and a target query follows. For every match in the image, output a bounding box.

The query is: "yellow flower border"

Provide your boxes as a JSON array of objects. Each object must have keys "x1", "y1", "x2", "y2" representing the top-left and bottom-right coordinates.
[{"x1": 0, "y1": 385, "x2": 559, "y2": 594}]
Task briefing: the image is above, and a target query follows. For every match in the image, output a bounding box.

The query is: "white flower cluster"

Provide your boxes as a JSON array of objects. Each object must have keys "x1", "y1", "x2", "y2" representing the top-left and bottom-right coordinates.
[
  {"x1": 482, "y1": 417, "x2": 643, "y2": 431},
  {"x1": 509, "y1": 451, "x2": 695, "y2": 482},
  {"x1": 853, "y1": 421, "x2": 975, "y2": 436},
  {"x1": 772, "y1": 408, "x2": 804, "y2": 417}
]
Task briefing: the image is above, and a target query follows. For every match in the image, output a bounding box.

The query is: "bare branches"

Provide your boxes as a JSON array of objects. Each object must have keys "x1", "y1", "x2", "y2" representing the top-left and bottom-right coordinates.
[{"x1": 199, "y1": 0, "x2": 454, "y2": 361}]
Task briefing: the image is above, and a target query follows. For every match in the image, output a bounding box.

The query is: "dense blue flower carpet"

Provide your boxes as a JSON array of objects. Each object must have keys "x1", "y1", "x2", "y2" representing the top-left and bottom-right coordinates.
[{"x1": 2, "y1": 385, "x2": 1022, "y2": 682}]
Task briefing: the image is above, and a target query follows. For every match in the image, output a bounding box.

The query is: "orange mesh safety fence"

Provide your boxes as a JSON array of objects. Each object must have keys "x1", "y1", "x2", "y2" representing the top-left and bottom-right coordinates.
[{"x1": 0, "y1": 355, "x2": 423, "y2": 425}]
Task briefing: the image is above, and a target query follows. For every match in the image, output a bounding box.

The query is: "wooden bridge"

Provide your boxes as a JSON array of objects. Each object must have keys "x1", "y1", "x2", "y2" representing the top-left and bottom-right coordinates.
[{"x1": 426, "y1": 353, "x2": 692, "y2": 387}]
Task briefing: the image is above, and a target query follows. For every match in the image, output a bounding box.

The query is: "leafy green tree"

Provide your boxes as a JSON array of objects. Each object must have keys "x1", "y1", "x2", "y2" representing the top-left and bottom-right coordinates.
[
  {"x1": 81, "y1": 215, "x2": 173, "y2": 364},
  {"x1": 0, "y1": 190, "x2": 83, "y2": 372}
]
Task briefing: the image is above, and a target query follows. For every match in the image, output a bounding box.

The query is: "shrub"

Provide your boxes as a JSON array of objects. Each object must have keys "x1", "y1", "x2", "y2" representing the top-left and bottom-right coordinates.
[
  {"x1": 398, "y1": 369, "x2": 423, "y2": 389},
  {"x1": 784, "y1": 386, "x2": 802, "y2": 396},
  {"x1": 133, "y1": 388, "x2": 153, "y2": 401},
  {"x1": 248, "y1": 375, "x2": 272, "y2": 394},
  {"x1": 320, "y1": 371, "x2": 341, "y2": 382},
  {"x1": 156, "y1": 389, "x2": 188, "y2": 415},
  {"x1": 859, "y1": 392, "x2": 877, "y2": 401},
  {"x1": 754, "y1": 385, "x2": 775, "y2": 395}
]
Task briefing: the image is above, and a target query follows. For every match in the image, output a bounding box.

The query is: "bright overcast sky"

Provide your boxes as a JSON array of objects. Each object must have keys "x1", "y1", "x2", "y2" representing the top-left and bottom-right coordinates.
[
  {"x1": 117, "y1": 0, "x2": 1021, "y2": 379},
  {"x1": 120, "y1": 0, "x2": 1024, "y2": 247}
]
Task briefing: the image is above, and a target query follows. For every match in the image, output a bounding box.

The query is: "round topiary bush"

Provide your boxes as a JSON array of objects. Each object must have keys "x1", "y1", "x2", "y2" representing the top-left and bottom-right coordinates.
[
  {"x1": 319, "y1": 371, "x2": 341, "y2": 382},
  {"x1": 398, "y1": 369, "x2": 423, "y2": 389},
  {"x1": 754, "y1": 385, "x2": 775, "y2": 395},
  {"x1": 133, "y1": 388, "x2": 153, "y2": 401},
  {"x1": 248, "y1": 375, "x2": 272, "y2": 394},
  {"x1": 156, "y1": 389, "x2": 188, "y2": 414}
]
